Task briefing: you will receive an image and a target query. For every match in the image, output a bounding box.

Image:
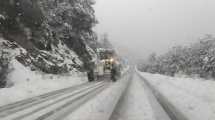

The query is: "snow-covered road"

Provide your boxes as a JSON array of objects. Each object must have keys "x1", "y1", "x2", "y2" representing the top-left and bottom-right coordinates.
[
  {"x1": 0, "y1": 72, "x2": 131, "y2": 120},
  {"x1": 0, "y1": 81, "x2": 108, "y2": 120},
  {"x1": 110, "y1": 73, "x2": 177, "y2": 120},
  {"x1": 1, "y1": 69, "x2": 213, "y2": 120},
  {"x1": 111, "y1": 70, "x2": 215, "y2": 120},
  {"x1": 110, "y1": 74, "x2": 157, "y2": 120}
]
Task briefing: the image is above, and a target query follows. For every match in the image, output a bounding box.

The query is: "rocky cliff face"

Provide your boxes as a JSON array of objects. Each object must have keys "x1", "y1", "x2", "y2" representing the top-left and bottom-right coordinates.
[{"x1": 0, "y1": 0, "x2": 98, "y2": 74}]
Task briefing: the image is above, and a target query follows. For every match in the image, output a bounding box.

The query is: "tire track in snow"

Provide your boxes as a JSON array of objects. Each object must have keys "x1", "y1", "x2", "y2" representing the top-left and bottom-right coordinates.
[
  {"x1": 0, "y1": 81, "x2": 106, "y2": 120},
  {"x1": 0, "y1": 82, "x2": 93, "y2": 112},
  {"x1": 35, "y1": 84, "x2": 110, "y2": 120}
]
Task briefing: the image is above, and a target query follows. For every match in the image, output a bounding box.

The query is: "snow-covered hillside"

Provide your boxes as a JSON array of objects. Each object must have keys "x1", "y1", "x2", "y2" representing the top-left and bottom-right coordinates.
[
  {"x1": 0, "y1": 0, "x2": 98, "y2": 75},
  {"x1": 0, "y1": 38, "x2": 87, "y2": 106},
  {"x1": 138, "y1": 71, "x2": 215, "y2": 120},
  {"x1": 0, "y1": 0, "x2": 99, "y2": 88},
  {"x1": 0, "y1": 58, "x2": 87, "y2": 106}
]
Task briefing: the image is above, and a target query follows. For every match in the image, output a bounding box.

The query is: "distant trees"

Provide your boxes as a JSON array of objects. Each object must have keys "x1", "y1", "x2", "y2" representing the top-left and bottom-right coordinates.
[{"x1": 139, "y1": 35, "x2": 215, "y2": 79}]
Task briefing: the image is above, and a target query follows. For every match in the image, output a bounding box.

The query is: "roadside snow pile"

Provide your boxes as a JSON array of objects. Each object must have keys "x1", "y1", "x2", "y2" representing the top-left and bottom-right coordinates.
[
  {"x1": 138, "y1": 72, "x2": 215, "y2": 120},
  {"x1": 0, "y1": 60, "x2": 87, "y2": 107}
]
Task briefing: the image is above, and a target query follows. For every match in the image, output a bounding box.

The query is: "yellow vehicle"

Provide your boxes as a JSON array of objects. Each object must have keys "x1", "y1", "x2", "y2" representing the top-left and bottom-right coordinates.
[{"x1": 94, "y1": 48, "x2": 120, "y2": 81}]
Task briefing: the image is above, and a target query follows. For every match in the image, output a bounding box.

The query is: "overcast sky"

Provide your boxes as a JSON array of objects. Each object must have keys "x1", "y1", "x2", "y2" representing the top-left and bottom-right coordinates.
[{"x1": 94, "y1": 0, "x2": 215, "y2": 61}]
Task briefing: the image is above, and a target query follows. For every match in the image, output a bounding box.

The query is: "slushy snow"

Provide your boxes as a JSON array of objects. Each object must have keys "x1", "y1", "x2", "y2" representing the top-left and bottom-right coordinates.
[
  {"x1": 64, "y1": 75, "x2": 130, "y2": 120},
  {"x1": 111, "y1": 74, "x2": 156, "y2": 120}
]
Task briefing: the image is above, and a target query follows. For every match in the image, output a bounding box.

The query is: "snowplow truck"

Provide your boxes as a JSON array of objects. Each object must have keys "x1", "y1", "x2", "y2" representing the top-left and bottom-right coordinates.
[{"x1": 87, "y1": 48, "x2": 121, "y2": 82}]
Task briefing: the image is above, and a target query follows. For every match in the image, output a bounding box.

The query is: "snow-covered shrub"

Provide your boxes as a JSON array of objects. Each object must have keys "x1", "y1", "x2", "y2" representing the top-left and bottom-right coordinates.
[{"x1": 140, "y1": 35, "x2": 215, "y2": 79}]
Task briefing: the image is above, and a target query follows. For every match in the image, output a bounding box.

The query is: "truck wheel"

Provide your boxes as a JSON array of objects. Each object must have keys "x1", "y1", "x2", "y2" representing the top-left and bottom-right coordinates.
[
  {"x1": 87, "y1": 71, "x2": 95, "y2": 82},
  {"x1": 111, "y1": 74, "x2": 116, "y2": 82}
]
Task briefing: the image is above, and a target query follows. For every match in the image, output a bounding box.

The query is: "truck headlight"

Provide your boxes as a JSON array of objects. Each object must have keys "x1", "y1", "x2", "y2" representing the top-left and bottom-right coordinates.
[{"x1": 110, "y1": 58, "x2": 114, "y2": 63}]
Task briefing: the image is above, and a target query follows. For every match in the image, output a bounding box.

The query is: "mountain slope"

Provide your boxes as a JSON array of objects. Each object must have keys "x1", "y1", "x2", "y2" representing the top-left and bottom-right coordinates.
[{"x1": 0, "y1": 0, "x2": 98, "y2": 75}]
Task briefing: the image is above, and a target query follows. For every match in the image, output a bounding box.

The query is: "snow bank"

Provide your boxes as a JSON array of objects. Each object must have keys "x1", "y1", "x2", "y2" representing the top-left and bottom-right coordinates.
[
  {"x1": 0, "y1": 60, "x2": 87, "y2": 106},
  {"x1": 64, "y1": 75, "x2": 130, "y2": 120},
  {"x1": 138, "y1": 71, "x2": 215, "y2": 120}
]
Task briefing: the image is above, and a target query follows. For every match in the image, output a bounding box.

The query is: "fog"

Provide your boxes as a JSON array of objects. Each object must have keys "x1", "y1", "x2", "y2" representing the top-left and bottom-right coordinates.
[{"x1": 94, "y1": 0, "x2": 215, "y2": 61}]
